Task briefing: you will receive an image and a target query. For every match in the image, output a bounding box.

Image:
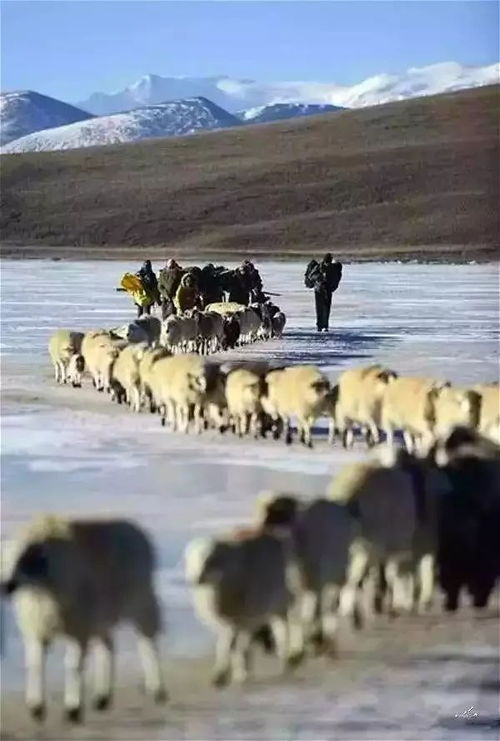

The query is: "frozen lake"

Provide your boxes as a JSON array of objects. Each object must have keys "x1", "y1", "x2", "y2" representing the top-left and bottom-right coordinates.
[{"x1": 1, "y1": 260, "x2": 499, "y2": 739}]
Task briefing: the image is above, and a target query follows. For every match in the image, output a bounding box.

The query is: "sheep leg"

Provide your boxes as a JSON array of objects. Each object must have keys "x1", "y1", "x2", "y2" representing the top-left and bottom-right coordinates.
[
  {"x1": 24, "y1": 636, "x2": 47, "y2": 721},
  {"x1": 303, "y1": 418, "x2": 314, "y2": 448},
  {"x1": 93, "y1": 634, "x2": 114, "y2": 711},
  {"x1": 269, "y1": 616, "x2": 290, "y2": 671},
  {"x1": 366, "y1": 423, "x2": 380, "y2": 448},
  {"x1": 64, "y1": 637, "x2": 87, "y2": 723},
  {"x1": 319, "y1": 585, "x2": 340, "y2": 656},
  {"x1": 284, "y1": 418, "x2": 293, "y2": 445},
  {"x1": 339, "y1": 549, "x2": 369, "y2": 618},
  {"x1": 300, "y1": 590, "x2": 318, "y2": 646},
  {"x1": 386, "y1": 559, "x2": 414, "y2": 615},
  {"x1": 328, "y1": 419, "x2": 337, "y2": 445},
  {"x1": 194, "y1": 404, "x2": 203, "y2": 434},
  {"x1": 417, "y1": 553, "x2": 435, "y2": 613},
  {"x1": 213, "y1": 627, "x2": 236, "y2": 687},
  {"x1": 402, "y1": 430, "x2": 415, "y2": 453},
  {"x1": 230, "y1": 631, "x2": 252, "y2": 684},
  {"x1": 130, "y1": 386, "x2": 141, "y2": 413},
  {"x1": 54, "y1": 362, "x2": 61, "y2": 383},
  {"x1": 133, "y1": 595, "x2": 168, "y2": 703}
]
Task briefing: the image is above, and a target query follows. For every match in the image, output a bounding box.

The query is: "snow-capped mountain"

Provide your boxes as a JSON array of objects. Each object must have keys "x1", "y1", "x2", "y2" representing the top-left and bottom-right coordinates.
[
  {"x1": 1, "y1": 97, "x2": 241, "y2": 153},
  {"x1": 0, "y1": 90, "x2": 93, "y2": 146},
  {"x1": 77, "y1": 62, "x2": 499, "y2": 116},
  {"x1": 239, "y1": 102, "x2": 343, "y2": 124}
]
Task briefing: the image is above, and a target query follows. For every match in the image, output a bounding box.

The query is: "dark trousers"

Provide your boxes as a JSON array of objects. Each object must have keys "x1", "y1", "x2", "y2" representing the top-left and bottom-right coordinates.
[{"x1": 314, "y1": 290, "x2": 332, "y2": 330}]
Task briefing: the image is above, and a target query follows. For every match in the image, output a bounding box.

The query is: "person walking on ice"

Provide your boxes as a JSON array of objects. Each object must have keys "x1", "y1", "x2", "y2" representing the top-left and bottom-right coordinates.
[{"x1": 304, "y1": 253, "x2": 343, "y2": 332}]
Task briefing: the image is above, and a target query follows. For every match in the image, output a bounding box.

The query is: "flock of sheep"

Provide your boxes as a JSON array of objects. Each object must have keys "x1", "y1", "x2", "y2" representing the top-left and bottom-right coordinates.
[
  {"x1": 47, "y1": 316, "x2": 499, "y2": 451},
  {"x1": 1, "y1": 308, "x2": 499, "y2": 725},
  {"x1": 2, "y1": 423, "x2": 499, "y2": 723}
]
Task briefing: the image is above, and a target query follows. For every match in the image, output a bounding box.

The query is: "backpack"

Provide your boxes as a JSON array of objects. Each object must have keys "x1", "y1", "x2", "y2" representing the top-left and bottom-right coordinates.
[{"x1": 304, "y1": 260, "x2": 320, "y2": 288}]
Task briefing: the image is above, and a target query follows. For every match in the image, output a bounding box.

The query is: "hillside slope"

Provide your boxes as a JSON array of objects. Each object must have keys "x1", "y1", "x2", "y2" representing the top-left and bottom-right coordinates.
[{"x1": 1, "y1": 85, "x2": 498, "y2": 260}]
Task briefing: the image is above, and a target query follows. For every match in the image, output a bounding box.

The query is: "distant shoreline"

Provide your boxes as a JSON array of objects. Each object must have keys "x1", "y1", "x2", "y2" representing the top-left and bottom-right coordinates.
[{"x1": 1, "y1": 244, "x2": 498, "y2": 263}]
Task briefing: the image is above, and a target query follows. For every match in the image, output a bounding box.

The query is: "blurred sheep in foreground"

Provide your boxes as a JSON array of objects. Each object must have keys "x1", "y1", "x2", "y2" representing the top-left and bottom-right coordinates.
[{"x1": 1, "y1": 516, "x2": 167, "y2": 723}]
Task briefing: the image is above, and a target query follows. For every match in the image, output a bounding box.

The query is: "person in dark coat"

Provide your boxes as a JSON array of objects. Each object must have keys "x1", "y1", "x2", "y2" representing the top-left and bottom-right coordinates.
[
  {"x1": 305, "y1": 253, "x2": 342, "y2": 331},
  {"x1": 241, "y1": 260, "x2": 264, "y2": 303},
  {"x1": 227, "y1": 267, "x2": 250, "y2": 305},
  {"x1": 158, "y1": 259, "x2": 184, "y2": 319},
  {"x1": 198, "y1": 263, "x2": 224, "y2": 307},
  {"x1": 135, "y1": 260, "x2": 159, "y2": 317}
]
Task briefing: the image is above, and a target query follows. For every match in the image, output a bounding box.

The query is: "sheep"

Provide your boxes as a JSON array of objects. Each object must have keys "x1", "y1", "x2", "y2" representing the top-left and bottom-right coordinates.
[
  {"x1": 84, "y1": 337, "x2": 121, "y2": 393},
  {"x1": 137, "y1": 346, "x2": 172, "y2": 412},
  {"x1": 381, "y1": 375, "x2": 451, "y2": 453},
  {"x1": 48, "y1": 330, "x2": 85, "y2": 387},
  {"x1": 235, "y1": 308, "x2": 261, "y2": 345},
  {"x1": 256, "y1": 493, "x2": 356, "y2": 654},
  {"x1": 335, "y1": 365, "x2": 398, "y2": 448},
  {"x1": 431, "y1": 427, "x2": 500, "y2": 611},
  {"x1": 110, "y1": 342, "x2": 148, "y2": 411},
  {"x1": 1, "y1": 515, "x2": 167, "y2": 723},
  {"x1": 322, "y1": 385, "x2": 339, "y2": 445},
  {"x1": 147, "y1": 354, "x2": 209, "y2": 433},
  {"x1": 271, "y1": 311, "x2": 287, "y2": 339},
  {"x1": 327, "y1": 455, "x2": 443, "y2": 619},
  {"x1": 221, "y1": 315, "x2": 241, "y2": 350},
  {"x1": 225, "y1": 368, "x2": 266, "y2": 438},
  {"x1": 204, "y1": 311, "x2": 225, "y2": 353},
  {"x1": 112, "y1": 317, "x2": 162, "y2": 346},
  {"x1": 191, "y1": 310, "x2": 222, "y2": 355},
  {"x1": 184, "y1": 529, "x2": 304, "y2": 687},
  {"x1": 261, "y1": 365, "x2": 331, "y2": 447},
  {"x1": 474, "y1": 383, "x2": 500, "y2": 444},
  {"x1": 432, "y1": 386, "x2": 482, "y2": 440},
  {"x1": 250, "y1": 303, "x2": 272, "y2": 341}
]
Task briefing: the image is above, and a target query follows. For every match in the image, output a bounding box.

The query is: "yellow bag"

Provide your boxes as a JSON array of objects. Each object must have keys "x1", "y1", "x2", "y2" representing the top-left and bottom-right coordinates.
[{"x1": 120, "y1": 273, "x2": 152, "y2": 307}]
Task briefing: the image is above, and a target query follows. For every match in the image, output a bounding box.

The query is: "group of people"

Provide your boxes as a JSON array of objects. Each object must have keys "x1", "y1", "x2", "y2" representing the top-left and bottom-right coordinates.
[
  {"x1": 127, "y1": 253, "x2": 343, "y2": 331},
  {"x1": 132, "y1": 259, "x2": 266, "y2": 319}
]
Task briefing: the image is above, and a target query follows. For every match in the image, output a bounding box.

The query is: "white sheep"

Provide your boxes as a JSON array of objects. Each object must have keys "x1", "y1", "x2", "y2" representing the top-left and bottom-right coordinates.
[
  {"x1": 225, "y1": 368, "x2": 265, "y2": 438},
  {"x1": 1, "y1": 515, "x2": 167, "y2": 723},
  {"x1": 48, "y1": 330, "x2": 85, "y2": 387},
  {"x1": 185, "y1": 529, "x2": 303, "y2": 687},
  {"x1": 335, "y1": 364, "x2": 398, "y2": 448},
  {"x1": 110, "y1": 342, "x2": 148, "y2": 411},
  {"x1": 381, "y1": 375, "x2": 451, "y2": 453},
  {"x1": 432, "y1": 386, "x2": 482, "y2": 440},
  {"x1": 261, "y1": 365, "x2": 330, "y2": 447},
  {"x1": 148, "y1": 353, "x2": 208, "y2": 432}
]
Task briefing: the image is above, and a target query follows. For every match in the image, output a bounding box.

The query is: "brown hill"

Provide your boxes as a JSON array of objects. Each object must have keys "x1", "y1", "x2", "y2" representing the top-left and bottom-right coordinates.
[{"x1": 1, "y1": 85, "x2": 499, "y2": 261}]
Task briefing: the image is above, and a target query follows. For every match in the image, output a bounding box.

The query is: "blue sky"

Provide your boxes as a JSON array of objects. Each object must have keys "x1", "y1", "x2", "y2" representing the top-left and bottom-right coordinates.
[{"x1": 1, "y1": 1, "x2": 498, "y2": 102}]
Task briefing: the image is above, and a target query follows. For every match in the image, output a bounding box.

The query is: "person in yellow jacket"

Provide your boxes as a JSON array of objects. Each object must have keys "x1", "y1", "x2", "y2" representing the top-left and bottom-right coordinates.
[{"x1": 174, "y1": 273, "x2": 200, "y2": 314}]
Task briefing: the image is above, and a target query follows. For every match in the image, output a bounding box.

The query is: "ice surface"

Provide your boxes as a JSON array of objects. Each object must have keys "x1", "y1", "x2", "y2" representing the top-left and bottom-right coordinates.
[{"x1": 0, "y1": 260, "x2": 498, "y2": 737}]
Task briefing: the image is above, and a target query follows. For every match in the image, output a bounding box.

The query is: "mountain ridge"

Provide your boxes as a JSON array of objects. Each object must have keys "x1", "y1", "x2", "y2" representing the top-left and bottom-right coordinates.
[
  {"x1": 1, "y1": 96, "x2": 241, "y2": 153},
  {"x1": 2, "y1": 85, "x2": 498, "y2": 261},
  {"x1": 76, "y1": 62, "x2": 499, "y2": 115}
]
